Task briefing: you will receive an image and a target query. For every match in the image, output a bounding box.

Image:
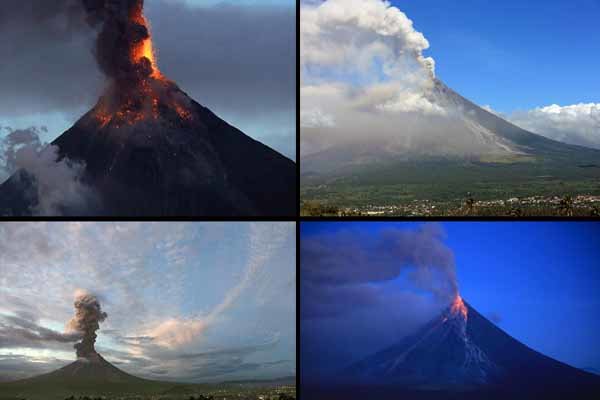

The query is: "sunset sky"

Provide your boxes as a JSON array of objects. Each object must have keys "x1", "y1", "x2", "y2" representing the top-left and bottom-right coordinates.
[{"x1": 0, "y1": 222, "x2": 295, "y2": 383}]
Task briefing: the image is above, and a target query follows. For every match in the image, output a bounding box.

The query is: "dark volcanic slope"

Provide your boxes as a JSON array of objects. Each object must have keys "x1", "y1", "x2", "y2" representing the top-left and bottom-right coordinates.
[
  {"x1": 0, "y1": 353, "x2": 174, "y2": 400},
  {"x1": 339, "y1": 299, "x2": 600, "y2": 398},
  {"x1": 0, "y1": 93, "x2": 296, "y2": 217}
]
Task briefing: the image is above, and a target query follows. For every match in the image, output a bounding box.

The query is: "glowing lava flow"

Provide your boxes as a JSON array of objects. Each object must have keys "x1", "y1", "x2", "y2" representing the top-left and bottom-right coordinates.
[{"x1": 450, "y1": 294, "x2": 468, "y2": 321}]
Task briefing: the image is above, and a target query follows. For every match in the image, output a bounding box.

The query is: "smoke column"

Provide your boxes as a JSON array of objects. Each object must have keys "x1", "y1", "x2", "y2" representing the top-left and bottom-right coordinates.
[
  {"x1": 80, "y1": 0, "x2": 159, "y2": 84},
  {"x1": 68, "y1": 291, "x2": 107, "y2": 358}
]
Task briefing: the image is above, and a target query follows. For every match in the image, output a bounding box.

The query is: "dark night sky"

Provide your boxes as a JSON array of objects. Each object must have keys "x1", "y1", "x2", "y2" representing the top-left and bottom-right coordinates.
[{"x1": 301, "y1": 222, "x2": 600, "y2": 380}]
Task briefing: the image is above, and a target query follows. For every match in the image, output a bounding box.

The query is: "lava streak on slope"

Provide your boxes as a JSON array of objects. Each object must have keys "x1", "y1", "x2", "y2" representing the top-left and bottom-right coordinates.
[
  {"x1": 450, "y1": 294, "x2": 468, "y2": 321},
  {"x1": 83, "y1": 0, "x2": 193, "y2": 128}
]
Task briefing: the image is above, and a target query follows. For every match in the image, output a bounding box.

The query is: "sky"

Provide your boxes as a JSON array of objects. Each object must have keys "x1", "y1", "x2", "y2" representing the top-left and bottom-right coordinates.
[
  {"x1": 0, "y1": 0, "x2": 296, "y2": 175},
  {"x1": 300, "y1": 0, "x2": 600, "y2": 153},
  {"x1": 0, "y1": 222, "x2": 296, "y2": 383},
  {"x1": 392, "y1": 0, "x2": 600, "y2": 113},
  {"x1": 301, "y1": 221, "x2": 600, "y2": 380}
]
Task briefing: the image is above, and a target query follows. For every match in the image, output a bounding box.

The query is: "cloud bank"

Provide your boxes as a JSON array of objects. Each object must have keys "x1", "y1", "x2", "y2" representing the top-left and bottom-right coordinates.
[{"x1": 508, "y1": 103, "x2": 600, "y2": 149}]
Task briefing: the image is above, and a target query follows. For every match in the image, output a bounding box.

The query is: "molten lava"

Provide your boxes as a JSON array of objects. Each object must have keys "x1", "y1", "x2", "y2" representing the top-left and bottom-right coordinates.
[
  {"x1": 130, "y1": 6, "x2": 163, "y2": 80},
  {"x1": 91, "y1": 0, "x2": 193, "y2": 129},
  {"x1": 450, "y1": 294, "x2": 468, "y2": 321}
]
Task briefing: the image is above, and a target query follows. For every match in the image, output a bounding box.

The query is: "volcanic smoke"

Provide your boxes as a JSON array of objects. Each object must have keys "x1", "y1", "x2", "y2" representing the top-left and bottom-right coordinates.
[
  {"x1": 78, "y1": 0, "x2": 193, "y2": 127},
  {"x1": 68, "y1": 291, "x2": 107, "y2": 359}
]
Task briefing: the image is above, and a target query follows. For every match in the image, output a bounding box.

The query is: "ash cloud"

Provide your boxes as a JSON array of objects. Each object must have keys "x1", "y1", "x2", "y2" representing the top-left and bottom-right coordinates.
[
  {"x1": 0, "y1": 126, "x2": 98, "y2": 216},
  {"x1": 301, "y1": 223, "x2": 457, "y2": 377},
  {"x1": 301, "y1": 223, "x2": 458, "y2": 315},
  {"x1": 67, "y1": 290, "x2": 107, "y2": 359},
  {"x1": 299, "y1": 0, "x2": 515, "y2": 159}
]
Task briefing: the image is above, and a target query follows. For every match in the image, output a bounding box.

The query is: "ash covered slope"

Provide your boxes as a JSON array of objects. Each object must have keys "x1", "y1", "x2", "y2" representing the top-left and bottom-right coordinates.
[
  {"x1": 302, "y1": 80, "x2": 600, "y2": 176},
  {"x1": 345, "y1": 297, "x2": 600, "y2": 395}
]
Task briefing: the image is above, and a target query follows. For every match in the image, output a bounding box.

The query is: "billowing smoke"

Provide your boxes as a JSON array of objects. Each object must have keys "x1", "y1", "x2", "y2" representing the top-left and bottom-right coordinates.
[
  {"x1": 0, "y1": 126, "x2": 97, "y2": 216},
  {"x1": 301, "y1": 223, "x2": 459, "y2": 321},
  {"x1": 79, "y1": 0, "x2": 157, "y2": 84},
  {"x1": 301, "y1": 223, "x2": 458, "y2": 376},
  {"x1": 299, "y1": 0, "x2": 503, "y2": 159},
  {"x1": 67, "y1": 291, "x2": 107, "y2": 359}
]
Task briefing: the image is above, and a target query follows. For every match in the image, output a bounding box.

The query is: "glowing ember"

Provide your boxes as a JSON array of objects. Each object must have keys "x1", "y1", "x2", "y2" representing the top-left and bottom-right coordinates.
[
  {"x1": 131, "y1": 10, "x2": 163, "y2": 80},
  {"x1": 450, "y1": 294, "x2": 468, "y2": 321},
  {"x1": 91, "y1": 1, "x2": 195, "y2": 128}
]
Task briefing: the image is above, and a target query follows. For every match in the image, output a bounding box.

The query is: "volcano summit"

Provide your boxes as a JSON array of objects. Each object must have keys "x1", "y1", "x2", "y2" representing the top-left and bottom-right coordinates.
[
  {"x1": 0, "y1": 0, "x2": 296, "y2": 216},
  {"x1": 310, "y1": 295, "x2": 600, "y2": 400}
]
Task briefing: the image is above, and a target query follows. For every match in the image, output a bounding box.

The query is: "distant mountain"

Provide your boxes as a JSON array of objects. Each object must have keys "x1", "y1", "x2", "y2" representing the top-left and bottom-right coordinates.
[
  {"x1": 0, "y1": 353, "x2": 171, "y2": 400},
  {"x1": 308, "y1": 296, "x2": 600, "y2": 399},
  {"x1": 0, "y1": 353, "x2": 296, "y2": 400}
]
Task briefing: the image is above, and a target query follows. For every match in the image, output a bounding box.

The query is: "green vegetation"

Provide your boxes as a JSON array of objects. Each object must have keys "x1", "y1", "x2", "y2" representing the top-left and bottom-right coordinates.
[
  {"x1": 0, "y1": 378, "x2": 296, "y2": 400},
  {"x1": 301, "y1": 158, "x2": 600, "y2": 216}
]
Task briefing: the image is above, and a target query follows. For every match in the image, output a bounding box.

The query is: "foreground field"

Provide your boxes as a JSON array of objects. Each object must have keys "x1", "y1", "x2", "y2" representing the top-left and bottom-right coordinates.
[
  {"x1": 301, "y1": 195, "x2": 600, "y2": 217},
  {"x1": 0, "y1": 379, "x2": 296, "y2": 400}
]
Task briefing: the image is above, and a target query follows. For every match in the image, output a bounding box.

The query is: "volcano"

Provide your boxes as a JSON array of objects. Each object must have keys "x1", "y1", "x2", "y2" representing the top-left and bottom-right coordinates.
[
  {"x1": 301, "y1": 80, "x2": 600, "y2": 207},
  {"x1": 0, "y1": 0, "x2": 296, "y2": 217},
  {"x1": 335, "y1": 296, "x2": 600, "y2": 399},
  {"x1": 0, "y1": 352, "x2": 175, "y2": 400}
]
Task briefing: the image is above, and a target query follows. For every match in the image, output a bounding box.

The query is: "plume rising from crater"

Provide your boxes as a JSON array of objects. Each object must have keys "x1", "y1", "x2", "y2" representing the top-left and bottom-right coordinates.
[
  {"x1": 67, "y1": 291, "x2": 107, "y2": 359},
  {"x1": 0, "y1": 0, "x2": 296, "y2": 216}
]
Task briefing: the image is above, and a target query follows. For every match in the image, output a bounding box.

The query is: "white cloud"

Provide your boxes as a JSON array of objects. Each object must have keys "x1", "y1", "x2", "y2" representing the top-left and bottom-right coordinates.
[
  {"x1": 300, "y1": 0, "x2": 446, "y2": 156},
  {"x1": 508, "y1": 103, "x2": 600, "y2": 149}
]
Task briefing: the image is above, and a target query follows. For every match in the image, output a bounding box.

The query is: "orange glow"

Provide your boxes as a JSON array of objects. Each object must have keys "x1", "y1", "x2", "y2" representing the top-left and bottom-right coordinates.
[
  {"x1": 450, "y1": 294, "x2": 468, "y2": 321},
  {"x1": 90, "y1": 3, "x2": 196, "y2": 127},
  {"x1": 131, "y1": 8, "x2": 163, "y2": 79}
]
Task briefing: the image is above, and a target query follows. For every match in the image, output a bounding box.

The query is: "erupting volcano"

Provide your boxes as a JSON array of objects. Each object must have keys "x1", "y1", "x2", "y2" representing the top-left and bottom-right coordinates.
[
  {"x1": 342, "y1": 296, "x2": 600, "y2": 399},
  {"x1": 0, "y1": 0, "x2": 296, "y2": 216}
]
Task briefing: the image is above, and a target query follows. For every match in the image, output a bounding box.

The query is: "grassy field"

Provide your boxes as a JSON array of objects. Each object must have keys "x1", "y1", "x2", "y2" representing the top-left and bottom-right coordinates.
[
  {"x1": 0, "y1": 378, "x2": 296, "y2": 400},
  {"x1": 301, "y1": 158, "x2": 600, "y2": 216}
]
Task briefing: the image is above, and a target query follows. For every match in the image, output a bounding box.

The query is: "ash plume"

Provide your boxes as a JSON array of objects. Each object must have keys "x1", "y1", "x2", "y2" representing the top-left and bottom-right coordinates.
[
  {"x1": 302, "y1": 224, "x2": 458, "y2": 304},
  {"x1": 3, "y1": 0, "x2": 157, "y2": 84},
  {"x1": 67, "y1": 291, "x2": 107, "y2": 359},
  {"x1": 79, "y1": 0, "x2": 156, "y2": 83}
]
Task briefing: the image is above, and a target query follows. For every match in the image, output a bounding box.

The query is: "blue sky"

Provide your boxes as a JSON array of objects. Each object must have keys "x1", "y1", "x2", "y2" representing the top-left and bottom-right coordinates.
[
  {"x1": 0, "y1": 222, "x2": 295, "y2": 383},
  {"x1": 301, "y1": 222, "x2": 600, "y2": 376},
  {"x1": 392, "y1": 0, "x2": 600, "y2": 113}
]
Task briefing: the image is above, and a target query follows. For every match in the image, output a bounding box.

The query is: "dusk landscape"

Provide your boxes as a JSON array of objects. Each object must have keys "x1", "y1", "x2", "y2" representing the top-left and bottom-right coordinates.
[{"x1": 301, "y1": 222, "x2": 600, "y2": 399}]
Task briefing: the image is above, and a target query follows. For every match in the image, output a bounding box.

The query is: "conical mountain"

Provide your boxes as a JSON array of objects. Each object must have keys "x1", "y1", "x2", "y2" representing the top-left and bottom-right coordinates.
[
  {"x1": 301, "y1": 80, "x2": 600, "y2": 201},
  {"x1": 344, "y1": 296, "x2": 600, "y2": 398},
  {"x1": 0, "y1": 83, "x2": 296, "y2": 216},
  {"x1": 0, "y1": 352, "x2": 175, "y2": 400},
  {"x1": 25, "y1": 353, "x2": 142, "y2": 383}
]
